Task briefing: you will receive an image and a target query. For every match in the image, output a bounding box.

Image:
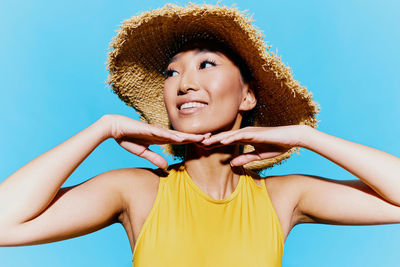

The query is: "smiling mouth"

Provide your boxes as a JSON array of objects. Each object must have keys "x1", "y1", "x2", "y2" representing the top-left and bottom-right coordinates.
[{"x1": 178, "y1": 102, "x2": 208, "y2": 110}]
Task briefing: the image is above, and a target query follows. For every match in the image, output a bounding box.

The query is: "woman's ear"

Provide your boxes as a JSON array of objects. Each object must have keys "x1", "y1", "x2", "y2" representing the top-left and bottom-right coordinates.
[{"x1": 239, "y1": 85, "x2": 257, "y2": 111}]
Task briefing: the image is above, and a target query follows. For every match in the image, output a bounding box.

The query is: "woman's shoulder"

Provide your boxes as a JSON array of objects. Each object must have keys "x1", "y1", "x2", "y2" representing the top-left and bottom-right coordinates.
[
  {"x1": 105, "y1": 167, "x2": 166, "y2": 226},
  {"x1": 106, "y1": 167, "x2": 164, "y2": 193},
  {"x1": 107, "y1": 163, "x2": 181, "y2": 202},
  {"x1": 102, "y1": 166, "x2": 171, "y2": 244},
  {"x1": 255, "y1": 173, "x2": 305, "y2": 240},
  {"x1": 244, "y1": 169, "x2": 293, "y2": 189},
  {"x1": 245, "y1": 171, "x2": 303, "y2": 212}
]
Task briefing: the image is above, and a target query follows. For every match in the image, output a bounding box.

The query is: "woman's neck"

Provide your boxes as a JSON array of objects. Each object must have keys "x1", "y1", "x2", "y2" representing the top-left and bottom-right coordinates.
[{"x1": 183, "y1": 143, "x2": 244, "y2": 200}]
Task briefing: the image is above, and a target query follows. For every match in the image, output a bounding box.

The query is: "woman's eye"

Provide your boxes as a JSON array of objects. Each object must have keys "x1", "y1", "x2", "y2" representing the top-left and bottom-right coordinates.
[
  {"x1": 164, "y1": 69, "x2": 178, "y2": 78},
  {"x1": 199, "y1": 60, "x2": 216, "y2": 69}
]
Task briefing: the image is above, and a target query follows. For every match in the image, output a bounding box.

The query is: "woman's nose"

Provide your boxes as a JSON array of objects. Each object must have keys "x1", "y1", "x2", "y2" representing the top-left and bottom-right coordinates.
[
  {"x1": 178, "y1": 71, "x2": 199, "y2": 95},
  {"x1": 179, "y1": 84, "x2": 196, "y2": 95}
]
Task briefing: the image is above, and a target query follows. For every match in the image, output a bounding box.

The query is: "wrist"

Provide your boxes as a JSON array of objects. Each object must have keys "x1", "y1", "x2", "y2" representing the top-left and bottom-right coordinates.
[
  {"x1": 297, "y1": 124, "x2": 318, "y2": 149},
  {"x1": 95, "y1": 115, "x2": 115, "y2": 141}
]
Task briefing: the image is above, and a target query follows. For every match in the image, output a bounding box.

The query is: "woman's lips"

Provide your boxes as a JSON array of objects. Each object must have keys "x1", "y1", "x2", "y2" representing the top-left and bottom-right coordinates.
[{"x1": 178, "y1": 105, "x2": 208, "y2": 115}]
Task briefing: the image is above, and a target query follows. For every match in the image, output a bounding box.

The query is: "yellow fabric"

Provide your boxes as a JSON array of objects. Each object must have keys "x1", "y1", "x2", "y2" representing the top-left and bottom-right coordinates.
[{"x1": 132, "y1": 164, "x2": 284, "y2": 267}]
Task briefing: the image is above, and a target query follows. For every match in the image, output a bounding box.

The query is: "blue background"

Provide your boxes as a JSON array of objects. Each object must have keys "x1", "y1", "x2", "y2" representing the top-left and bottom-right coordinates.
[{"x1": 1, "y1": 0, "x2": 399, "y2": 266}]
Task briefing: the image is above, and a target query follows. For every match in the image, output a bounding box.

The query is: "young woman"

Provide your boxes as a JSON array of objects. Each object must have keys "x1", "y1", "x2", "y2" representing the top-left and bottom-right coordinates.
[{"x1": 1, "y1": 3, "x2": 400, "y2": 267}]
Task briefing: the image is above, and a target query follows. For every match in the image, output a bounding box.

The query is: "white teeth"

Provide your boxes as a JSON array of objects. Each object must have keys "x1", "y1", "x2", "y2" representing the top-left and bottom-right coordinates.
[{"x1": 180, "y1": 102, "x2": 207, "y2": 110}]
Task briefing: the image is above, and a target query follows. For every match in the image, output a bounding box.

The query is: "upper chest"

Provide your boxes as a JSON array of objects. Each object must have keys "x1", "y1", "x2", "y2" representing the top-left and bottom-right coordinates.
[{"x1": 124, "y1": 174, "x2": 297, "y2": 250}]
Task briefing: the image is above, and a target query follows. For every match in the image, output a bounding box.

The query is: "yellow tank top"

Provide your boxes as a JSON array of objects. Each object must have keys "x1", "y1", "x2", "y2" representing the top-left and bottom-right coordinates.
[{"x1": 132, "y1": 164, "x2": 284, "y2": 267}]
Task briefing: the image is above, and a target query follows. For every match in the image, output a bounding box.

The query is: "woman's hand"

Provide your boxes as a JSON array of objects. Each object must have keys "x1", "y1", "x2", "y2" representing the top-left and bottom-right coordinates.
[
  {"x1": 201, "y1": 125, "x2": 309, "y2": 166},
  {"x1": 107, "y1": 114, "x2": 209, "y2": 169}
]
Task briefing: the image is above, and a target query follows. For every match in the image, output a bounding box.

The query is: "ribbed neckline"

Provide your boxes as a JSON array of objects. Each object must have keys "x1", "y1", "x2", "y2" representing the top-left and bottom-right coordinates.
[{"x1": 181, "y1": 165, "x2": 244, "y2": 204}]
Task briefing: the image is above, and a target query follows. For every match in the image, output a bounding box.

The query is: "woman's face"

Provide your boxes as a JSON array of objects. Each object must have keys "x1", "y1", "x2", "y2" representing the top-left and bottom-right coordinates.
[{"x1": 163, "y1": 48, "x2": 256, "y2": 134}]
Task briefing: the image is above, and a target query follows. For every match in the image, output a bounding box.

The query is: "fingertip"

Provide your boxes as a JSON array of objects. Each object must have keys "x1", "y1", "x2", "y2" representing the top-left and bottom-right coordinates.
[
  {"x1": 230, "y1": 159, "x2": 240, "y2": 167},
  {"x1": 201, "y1": 138, "x2": 210, "y2": 145},
  {"x1": 145, "y1": 151, "x2": 168, "y2": 169},
  {"x1": 175, "y1": 135, "x2": 185, "y2": 141},
  {"x1": 231, "y1": 156, "x2": 248, "y2": 167},
  {"x1": 230, "y1": 156, "x2": 239, "y2": 166},
  {"x1": 156, "y1": 160, "x2": 169, "y2": 170},
  {"x1": 161, "y1": 164, "x2": 169, "y2": 170},
  {"x1": 222, "y1": 138, "x2": 235, "y2": 145},
  {"x1": 161, "y1": 158, "x2": 169, "y2": 169},
  {"x1": 197, "y1": 135, "x2": 206, "y2": 141}
]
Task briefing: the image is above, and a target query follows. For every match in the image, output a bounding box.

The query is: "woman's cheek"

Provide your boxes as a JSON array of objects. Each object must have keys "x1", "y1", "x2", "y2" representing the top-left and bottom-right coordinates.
[
  {"x1": 163, "y1": 90, "x2": 176, "y2": 123},
  {"x1": 213, "y1": 96, "x2": 240, "y2": 124}
]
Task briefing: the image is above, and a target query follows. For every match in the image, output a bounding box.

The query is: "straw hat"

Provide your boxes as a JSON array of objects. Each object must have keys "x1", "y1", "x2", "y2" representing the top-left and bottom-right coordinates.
[{"x1": 106, "y1": 3, "x2": 320, "y2": 171}]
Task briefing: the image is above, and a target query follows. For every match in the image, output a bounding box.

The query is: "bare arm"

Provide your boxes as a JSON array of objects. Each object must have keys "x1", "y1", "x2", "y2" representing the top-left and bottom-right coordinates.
[
  {"x1": 0, "y1": 114, "x2": 206, "y2": 246},
  {"x1": 292, "y1": 126, "x2": 400, "y2": 226},
  {"x1": 292, "y1": 175, "x2": 400, "y2": 226},
  {"x1": 203, "y1": 125, "x2": 400, "y2": 206},
  {"x1": 299, "y1": 126, "x2": 400, "y2": 206},
  {"x1": 0, "y1": 115, "x2": 111, "y2": 227},
  {"x1": 0, "y1": 169, "x2": 125, "y2": 246}
]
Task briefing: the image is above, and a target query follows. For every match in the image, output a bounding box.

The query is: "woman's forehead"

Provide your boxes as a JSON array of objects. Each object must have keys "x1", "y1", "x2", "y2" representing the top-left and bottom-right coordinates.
[
  {"x1": 168, "y1": 48, "x2": 225, "y2": 64},
  {"x1": 165, "y1": 39, "x2": 253, "y2": 82},
  {"x1": 167, "y1": 40, "x2": 239, "y2": 67}
]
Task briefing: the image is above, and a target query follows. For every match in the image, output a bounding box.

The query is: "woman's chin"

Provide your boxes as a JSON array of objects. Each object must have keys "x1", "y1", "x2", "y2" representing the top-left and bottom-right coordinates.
[
  {"x1": 173, "y1": 122, "x2": 238, "y2": 135},
  {"x1": 177, "y1": 127, "x2": 211, "y2": 135}
]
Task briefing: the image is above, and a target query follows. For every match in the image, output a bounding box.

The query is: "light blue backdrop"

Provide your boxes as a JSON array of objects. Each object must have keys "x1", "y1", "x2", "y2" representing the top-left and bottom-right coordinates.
[{"x1": 1, "y1": 0, "x2": 399, "y2": 266}]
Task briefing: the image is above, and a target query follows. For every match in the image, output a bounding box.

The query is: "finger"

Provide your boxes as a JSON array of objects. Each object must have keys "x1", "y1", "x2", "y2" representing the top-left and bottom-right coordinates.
[
  {"x1": 145, "y1": 129, "x2": 196, "y2": 144},
  {"x1": 152, "y1": 127, "x2": 208, "y2": 142},
  {"x1": 220, "y1": 132, "x2": 256, "y2": 145},
  {"x1": 157, "y1": 132, "x2": 186, "y2": 143},
  {"x1": 150, "y1": 133, "x2": 207, "y2": 145},
  {"x1": 204, "y1": 132, "x2": 212, "y2": 138},
  {"x1": 201, "y1": 130, "x2": 240, "y2": 145},
  {"x1": 149, "y1": 128, "x2": 185, "y2": 142},
  {"x1": 230, "y1": 153, "x2": 261, "y2": 166},
  {"x1": 230, "y1": 151, "x2": 285, "y2": 166},
  {"x1": 138, "y1": 148, "x2": 169, "y2": 169},
  {"x1": 171, "y1": 131, "x2": 209, "y2": 142},
  {"x1": 119, "y1": 140, "x2": 168, "y2": 169}
]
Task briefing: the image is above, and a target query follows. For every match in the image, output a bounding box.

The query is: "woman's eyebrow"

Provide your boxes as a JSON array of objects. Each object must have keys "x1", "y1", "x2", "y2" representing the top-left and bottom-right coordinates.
[
  {"x1": 197, "y1": 49, "x2": 223, "y2": 57},
  {"x1": 168, "y1": 56, "x2": 178, "y2": 65},
  {"x1": 167, "y1": 49, "x2": 223, "y2": 66}
]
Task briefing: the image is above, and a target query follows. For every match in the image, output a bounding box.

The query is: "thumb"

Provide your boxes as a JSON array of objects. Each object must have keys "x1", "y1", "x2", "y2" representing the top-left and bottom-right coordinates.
[{"x1": 230, "y1": 151, "x2": 284, "y2": 166}]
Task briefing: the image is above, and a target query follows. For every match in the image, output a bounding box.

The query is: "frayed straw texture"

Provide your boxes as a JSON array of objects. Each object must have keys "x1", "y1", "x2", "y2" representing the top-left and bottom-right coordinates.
[{"x1": 106, "y1": 3, "x2": 320, "y2": 171}]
